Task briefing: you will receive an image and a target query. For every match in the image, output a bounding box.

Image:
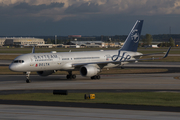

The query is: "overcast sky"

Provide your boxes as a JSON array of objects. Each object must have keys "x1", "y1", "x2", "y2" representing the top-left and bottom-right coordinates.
[{"x1": 0, "y1": 0, "x2": 180, "y2": 36}]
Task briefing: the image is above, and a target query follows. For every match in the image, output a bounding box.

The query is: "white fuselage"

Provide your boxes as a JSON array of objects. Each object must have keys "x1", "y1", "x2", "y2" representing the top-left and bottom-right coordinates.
[{"x1": 9, "y1": 50, "x2": 142, "y2": 72}]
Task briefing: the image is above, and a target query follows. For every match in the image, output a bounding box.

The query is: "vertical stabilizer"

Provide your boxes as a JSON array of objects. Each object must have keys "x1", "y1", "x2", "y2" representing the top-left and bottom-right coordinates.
[{"x1": 120, "y1": 20, "x2": 143, "y2": 52}]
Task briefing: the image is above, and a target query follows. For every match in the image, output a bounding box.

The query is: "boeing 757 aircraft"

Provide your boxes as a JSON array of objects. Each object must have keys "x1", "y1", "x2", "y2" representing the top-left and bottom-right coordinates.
[{"x1": 9, "y1": 20, "x2": 171, "y2": 83}]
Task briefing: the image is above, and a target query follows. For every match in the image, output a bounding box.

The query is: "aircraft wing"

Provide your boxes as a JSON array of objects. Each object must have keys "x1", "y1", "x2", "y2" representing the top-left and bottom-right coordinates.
[
  {"x1": 133, "y1": 46, "x2": 171, "y2": 59},
  {"x1": 72, "y1": 47, "x2": 171, "y2": 67},
  {"x1": 133, "y1": 52, "x2": 166, "y2": 57},
  {"x1": 72, "y1": 60, "x2": 121, "y2": 67},
  {"x1": 135, "y1": 46, "x2": 171, "y2": 61}
]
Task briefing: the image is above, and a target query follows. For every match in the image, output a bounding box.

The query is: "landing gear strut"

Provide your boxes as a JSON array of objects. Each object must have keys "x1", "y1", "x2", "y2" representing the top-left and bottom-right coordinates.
[
  {"x1": 91, "y1": 75, "x2": 100, "y2": 80},
  {"x1": 26, "y1": 71, "x2": 31, "y2": 83},
  {"x1": 66, "y1": 71, "x2": 76, "y2": 79}
]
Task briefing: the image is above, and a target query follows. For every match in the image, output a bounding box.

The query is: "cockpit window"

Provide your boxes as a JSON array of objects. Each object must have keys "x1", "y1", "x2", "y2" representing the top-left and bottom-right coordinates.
[{"x1": 13, "y1": 60, "x2": 24, "y2": 63}]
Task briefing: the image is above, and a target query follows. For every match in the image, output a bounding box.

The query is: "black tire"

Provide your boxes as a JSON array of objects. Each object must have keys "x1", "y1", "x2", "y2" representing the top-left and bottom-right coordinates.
[
  {"x1": 91, "y1": 76, "x2": 97, "y2": 80},
  {"x1": 96, "y1": 75, "x2": 100, "y2": 79},
  {"x1": 26, "y1": 79, "x2": 31, "y2": 83},
  {"x1": 91, "y1": 76, "x2": 94, "y2": 79},
  {"x1": 66, "y1": 75, "x2": 70, "y2": 79},
  {"x1": 72, "y1": 74, "x2": 76, "y2": 79}
]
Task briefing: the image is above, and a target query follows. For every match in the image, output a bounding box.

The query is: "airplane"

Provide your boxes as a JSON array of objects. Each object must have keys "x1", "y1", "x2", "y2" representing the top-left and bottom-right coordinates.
[{"x1": 9, "y1": 20, "x2": 171, "y2": 83}]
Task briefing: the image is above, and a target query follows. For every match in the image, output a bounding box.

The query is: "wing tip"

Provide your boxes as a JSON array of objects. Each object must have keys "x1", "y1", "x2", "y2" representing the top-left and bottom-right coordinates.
[{"x1": 163, "y1": 46, "x2": 171, "y2": 58}]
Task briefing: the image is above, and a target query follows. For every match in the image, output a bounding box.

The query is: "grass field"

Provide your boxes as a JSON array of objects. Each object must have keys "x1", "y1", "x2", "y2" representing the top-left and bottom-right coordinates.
[
  {"x1": 0, "y1": 92, "x2": 180, "y2": 107},
  {"x1": 0, "y1": 55, "x2": 18, "y2": 60},
  {"x1": 140, "y1": 56, "x2": 180, "y2": 62}
]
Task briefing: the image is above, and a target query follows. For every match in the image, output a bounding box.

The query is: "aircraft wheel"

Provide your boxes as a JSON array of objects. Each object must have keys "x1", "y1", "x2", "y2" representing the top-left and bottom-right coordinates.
[
  {"x1": 96, "y1": 75, "x2": 100, "y2": 79},
  {"x1": 91, "y1": 75, "x2": 100, "y2": 80},
  {"x1": 26, "y1": 79, "x2": 31, "y2": 83},
  {"x1": 66, "y1": 75, "x2": 71, "y2": 79},
  {"x1": 91, "y1": 76, "x2": 97, "y2": 80},
  {"x1": 72, "y1": 74, "x2": 76, "y2": 79}
]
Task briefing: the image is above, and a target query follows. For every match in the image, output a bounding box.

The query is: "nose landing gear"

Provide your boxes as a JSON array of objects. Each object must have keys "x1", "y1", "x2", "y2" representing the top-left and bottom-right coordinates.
[{"x1": 26, "y1": 71, "x2": 31, "y2": 83}]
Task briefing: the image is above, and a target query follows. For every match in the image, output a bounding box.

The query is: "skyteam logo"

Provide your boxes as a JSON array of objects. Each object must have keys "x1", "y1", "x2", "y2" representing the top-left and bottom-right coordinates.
[
  {"x1": 112, "y1": 50, "x2": 131, "y2": 62},
  {"x1": 131, "y1": 29, "x2": 139, "y2": 43}
]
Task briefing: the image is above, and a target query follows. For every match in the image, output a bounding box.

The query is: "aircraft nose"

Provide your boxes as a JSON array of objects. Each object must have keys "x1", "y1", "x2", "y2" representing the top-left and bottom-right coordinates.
[{"x1": 9, "y1": 64, "x2": 17, "y2": 71}]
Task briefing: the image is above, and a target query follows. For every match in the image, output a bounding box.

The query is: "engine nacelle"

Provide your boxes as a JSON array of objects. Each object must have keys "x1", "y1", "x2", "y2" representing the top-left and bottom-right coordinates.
[
  {"x1": 37, "y1": 70, "x2": 54, "y2": 76},
  {"x1": 80, "y1": 65, "x2": 100, "y2": 77}
]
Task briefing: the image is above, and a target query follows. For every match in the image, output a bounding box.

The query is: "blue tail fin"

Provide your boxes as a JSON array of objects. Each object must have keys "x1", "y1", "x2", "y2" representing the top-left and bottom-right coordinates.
[{"x1": 120, "y1": 20, "x2": 143, "y2": 52}]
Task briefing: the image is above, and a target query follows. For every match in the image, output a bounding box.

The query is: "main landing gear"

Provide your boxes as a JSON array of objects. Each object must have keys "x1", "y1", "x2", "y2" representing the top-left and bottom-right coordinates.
[
  {"x1": 66, "y1": 71, "x2": 76, "y2": 79},
  {"x1": 26, "y1": 71, "x2": 31, "y2": 83},
  {"x1": 91, "y1": 75, "x2": 100, "y2": 80}
]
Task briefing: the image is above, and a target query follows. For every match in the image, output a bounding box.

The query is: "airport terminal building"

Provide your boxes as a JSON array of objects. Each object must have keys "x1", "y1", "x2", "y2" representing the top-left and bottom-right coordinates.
[
  {"x1": 0, "y1": 37, "x2": 44, "y2": 46},
  {"x1": 65, "y1": 41, "x2": 121, "y2": 48}
]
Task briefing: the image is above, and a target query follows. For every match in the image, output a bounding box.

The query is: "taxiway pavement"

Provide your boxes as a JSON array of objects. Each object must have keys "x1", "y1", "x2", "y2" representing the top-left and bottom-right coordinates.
[
  {"x1": 0, "y1": 105, "x2": 180, "y2": 120},
  {"x1": 0, "y1": 73, "x2": 180, "y2": 90}
]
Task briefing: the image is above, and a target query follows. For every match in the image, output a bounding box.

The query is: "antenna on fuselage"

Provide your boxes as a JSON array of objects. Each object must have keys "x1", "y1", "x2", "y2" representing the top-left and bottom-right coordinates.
[{"x1": 32, "y1": 46, "x2": 35, "y2": 53}]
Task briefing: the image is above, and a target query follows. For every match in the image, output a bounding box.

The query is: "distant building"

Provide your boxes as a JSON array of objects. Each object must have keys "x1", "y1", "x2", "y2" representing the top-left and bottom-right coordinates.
[
  {"x1": 0, "y1": 37, "x2": 44, "y2": 46},
  {"x1": 35, "y1": 44, "x2": 64, "y2": 48},
  {"x1": 0, "y1": 39, "x2": 4, "y2": 46},
  {"x1": 64, "y1": 41, "x2": 121, "y2": 48},
  {"x1": 70, "y1": 41, "x2": 104, "y2": 47},
  {"x1": 69, "y1": 45, "x2": 81, "y2": 48},
  {"x1": 68, "y1": 35, "x2": 82, "y2": 38}
]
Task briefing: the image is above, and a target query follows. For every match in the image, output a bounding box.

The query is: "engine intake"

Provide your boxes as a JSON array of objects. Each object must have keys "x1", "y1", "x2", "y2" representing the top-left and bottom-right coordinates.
[
  {"x1": 80, "y1": 65, "x2": 100, "y2": 77},
  {"x1": 37, "y1": 70, "x2": 54, "y2": 76}
]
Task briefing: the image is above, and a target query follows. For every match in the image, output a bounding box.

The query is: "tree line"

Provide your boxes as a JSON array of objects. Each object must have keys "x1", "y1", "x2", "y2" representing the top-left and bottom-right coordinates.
[{"x1": 141, "y1": 34, "x2": 175, "y2": 47}]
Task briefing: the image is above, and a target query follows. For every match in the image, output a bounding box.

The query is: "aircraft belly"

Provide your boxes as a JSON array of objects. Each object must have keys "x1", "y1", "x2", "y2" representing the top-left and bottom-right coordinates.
[
  {"x1": 104, "y1": 63, "x2": 120, "y2": 68},
  {"x1": 60, "y1": 62, "x2": 74, "y2": 70},
  {"x1": 103, "y1": 62, "x2": 129, "y2": 68}
]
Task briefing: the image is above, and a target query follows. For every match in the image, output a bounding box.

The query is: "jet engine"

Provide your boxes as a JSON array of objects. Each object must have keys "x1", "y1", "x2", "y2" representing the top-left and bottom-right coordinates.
[
  {"x1": 37, "y1": 70, "x2": 54, "y2": 76},
  {"x1": 80, "y1": 65, "x2": 100, "y2": 77}
]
